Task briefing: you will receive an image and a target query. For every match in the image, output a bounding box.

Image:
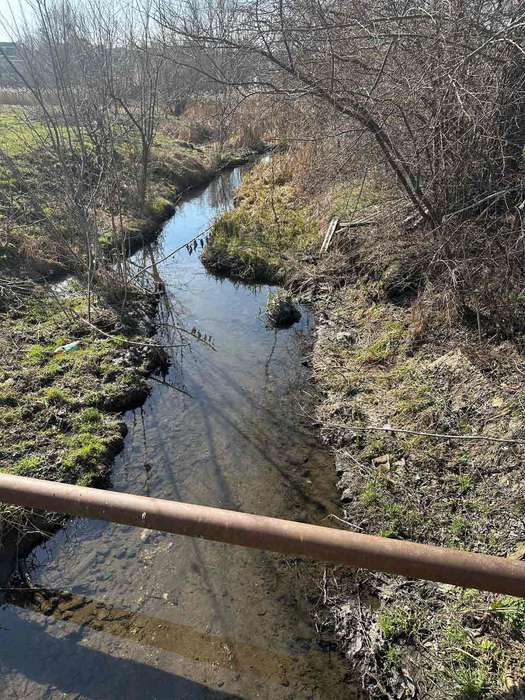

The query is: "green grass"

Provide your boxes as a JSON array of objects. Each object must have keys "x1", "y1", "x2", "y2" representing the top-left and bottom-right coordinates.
[
  {"x1": 314, "y1": 279, "x2": 525, "y2": 697},
  {"x1": 147, "y1": 195, "x2": 174, "y2": 219},
  {"x1": 0, "y1": 107, "x2": 216, "y2": 272},
  {"x1": 0, "y1": 109, "x2": 49, "y2": 156},
  {"x1": 62, "y1": 432, "x2": 108, "y2": 471},
  {"x1": 491, "y1": 597, "x2": 525, "y2": 635},
  {"x1": 355, "y1": 321, "x2": 405, "y2": 364},
  {"x1": 0, "y1": 105, "x2": 253, "y2": 547},
  {"x1": 0, "y1": 291, "x2": 160, "y2": 507},
  {"x1": 378, "y1": 607, "x2": 415, "y2": 640},
  {"x1": 11, "y1": 454, "x2": 45, "y2": 476},
  {"x1": 43, "y1": 386, "x2": 72, "y2": 404},
  {"x1": 455, "y1": 667, "x2": 490, "y2": 699},
  {"x1": 202, "y1": 158, "x2": 319, "y2": 283},
  {"x1": 329, "y1": 178, "x2": 384, "y2": 220},
  {"x1": 360, "y1": 480, "x2": 381, "y2": 508}
]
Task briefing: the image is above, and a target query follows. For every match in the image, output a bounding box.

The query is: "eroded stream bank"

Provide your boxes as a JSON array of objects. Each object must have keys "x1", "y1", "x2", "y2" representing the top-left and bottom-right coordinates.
[{"x1": 0, "y1": 164, "x2": 352, "y2": 698}]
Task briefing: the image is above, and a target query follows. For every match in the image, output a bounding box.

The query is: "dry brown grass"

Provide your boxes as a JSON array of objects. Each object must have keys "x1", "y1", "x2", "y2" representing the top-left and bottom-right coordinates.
[{"x1": 0, "y1": 88, "x2": 35, "y2": 106}]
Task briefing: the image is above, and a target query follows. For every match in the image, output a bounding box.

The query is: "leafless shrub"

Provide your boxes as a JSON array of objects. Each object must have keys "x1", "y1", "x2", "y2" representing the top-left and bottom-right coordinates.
[
  {"x1": 0, "y1": 0, "x2": 171, "y2": 320},
  {"x1": 155, "y1": 0, "x2": 525, "y2": 333}
]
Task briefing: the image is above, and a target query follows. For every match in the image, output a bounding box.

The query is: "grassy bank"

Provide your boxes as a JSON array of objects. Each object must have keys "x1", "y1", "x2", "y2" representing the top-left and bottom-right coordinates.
[
  {"x1": 314, "y1": 277, "x2": 525, "y2": 698},
  {"x1": 202, "y1": 156, "x2": 320, "y2": 283},
  {"x1": 0, "y1": 106, "x2": 261, "y2": 278},
  {"x1": 0, "y1": 286, "x2": 167, "y2": 581},
  {"x1": 208, "y1": 157, "x2": 525, "y2": 698}
]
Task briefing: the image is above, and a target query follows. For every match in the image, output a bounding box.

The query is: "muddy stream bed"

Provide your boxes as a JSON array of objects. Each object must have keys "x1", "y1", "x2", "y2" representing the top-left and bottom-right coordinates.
[{"x1": 0, "y1": 164, "x2": 352, "y2": 699}]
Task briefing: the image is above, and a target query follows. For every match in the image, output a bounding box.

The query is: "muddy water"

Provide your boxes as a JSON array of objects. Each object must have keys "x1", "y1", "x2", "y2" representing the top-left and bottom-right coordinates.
[{"x1": 0, "y1": 166, "x2": 352, "y2": 699}]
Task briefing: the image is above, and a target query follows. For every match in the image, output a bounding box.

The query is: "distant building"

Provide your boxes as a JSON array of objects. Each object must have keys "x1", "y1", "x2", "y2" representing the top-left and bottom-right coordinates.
[{"x1": 0, "y1": 42, "x2": 20, "y2": 85}]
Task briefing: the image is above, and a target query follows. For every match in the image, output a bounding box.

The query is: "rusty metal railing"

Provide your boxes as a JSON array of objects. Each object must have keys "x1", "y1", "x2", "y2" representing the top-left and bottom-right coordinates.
[{"x1": 0, "y1": 473, "x2": 523, "y2": 597}]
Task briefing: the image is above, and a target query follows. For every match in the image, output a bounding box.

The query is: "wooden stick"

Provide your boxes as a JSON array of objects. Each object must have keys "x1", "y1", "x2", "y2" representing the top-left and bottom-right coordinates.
[{"x1": 320, "y1": 217, "x2": 339, "y2": 253}]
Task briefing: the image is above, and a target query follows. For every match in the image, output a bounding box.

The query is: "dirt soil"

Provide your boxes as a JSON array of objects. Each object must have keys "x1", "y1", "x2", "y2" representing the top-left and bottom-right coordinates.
[{"x1": 311, "y1": 266, "x2": 525, "y2": 699}]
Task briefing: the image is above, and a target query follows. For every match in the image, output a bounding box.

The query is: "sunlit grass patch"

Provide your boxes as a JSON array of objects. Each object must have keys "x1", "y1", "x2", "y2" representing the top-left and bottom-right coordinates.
[
  {"x1": 313, "y1": 257, "x2": 525, "y2": 696},
  {"x1": 329, "y1": 178, "x2": 385, "y2": 220},
  {"x1": 203, "y1": 157, "x2": 320, "y2": 283},
  {"x1": 0, "y1": 290, "x2": 161, "y2": 519},
  {"x1": 0, "y1": 108, "x2": 49, "y2": 156}
]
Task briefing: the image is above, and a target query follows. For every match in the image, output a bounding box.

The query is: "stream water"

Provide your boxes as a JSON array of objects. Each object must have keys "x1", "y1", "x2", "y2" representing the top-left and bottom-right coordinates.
[{"x1": 0, "y1": 164, "x2": 352, "y2": 699}]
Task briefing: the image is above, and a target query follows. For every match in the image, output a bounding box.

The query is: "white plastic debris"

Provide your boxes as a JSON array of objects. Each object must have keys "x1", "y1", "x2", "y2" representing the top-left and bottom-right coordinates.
[{"x1": 53, "y1": 340, "x2": 81, "y2": 354}]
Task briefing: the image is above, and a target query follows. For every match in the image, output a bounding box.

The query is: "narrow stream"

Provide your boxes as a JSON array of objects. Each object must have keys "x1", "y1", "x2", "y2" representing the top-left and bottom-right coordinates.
[{"x1": 0, "y1": 165, "x2": 351, "y2": 699}]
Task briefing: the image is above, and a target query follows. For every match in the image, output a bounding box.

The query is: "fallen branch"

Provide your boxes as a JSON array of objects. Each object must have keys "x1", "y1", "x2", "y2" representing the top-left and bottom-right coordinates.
[
  {"x1": 129, "y1": 224, "x2": 212, "y2": 282},
  {"x1": 327, "y1": 421, "x2": 525, "y2": 446},
  {"x1": 320, "y1": 217, "x2": 339, "y2": 254},
  {"x1": 72, "y1": 313, "x2": 191, "y2": 351},
  {"x1": 338, "y1": 219, "x2": 377, "y2": 228}
]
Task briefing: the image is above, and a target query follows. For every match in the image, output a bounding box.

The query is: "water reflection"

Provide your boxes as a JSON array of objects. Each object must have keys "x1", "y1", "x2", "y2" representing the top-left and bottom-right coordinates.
[{"x1": 206, "y1": 167, "x2": 242, "y2": 211}]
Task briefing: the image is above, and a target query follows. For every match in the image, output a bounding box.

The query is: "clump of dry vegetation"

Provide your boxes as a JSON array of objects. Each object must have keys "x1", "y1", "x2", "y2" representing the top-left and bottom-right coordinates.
[{"x1": 169, "y1": 0, "x2": 525, "y2": 338}]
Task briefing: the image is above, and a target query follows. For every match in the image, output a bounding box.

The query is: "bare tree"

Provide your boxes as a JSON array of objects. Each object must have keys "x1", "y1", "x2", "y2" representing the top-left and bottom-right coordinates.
[
  {"x1": 0, "y1": 0, "x2": 140, "y2": 315},
  {"x1": 109, "y1": 0, "x2": 163, "y2": 216},
  {"x1": 154, "y1": 0, "x2": 525, "y2": 227}
]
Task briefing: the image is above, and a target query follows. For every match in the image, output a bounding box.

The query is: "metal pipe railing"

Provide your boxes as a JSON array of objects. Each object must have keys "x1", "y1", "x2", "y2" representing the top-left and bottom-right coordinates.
[{"x1": 0, "y1": 473, "x2": 523, "y2": 597}]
